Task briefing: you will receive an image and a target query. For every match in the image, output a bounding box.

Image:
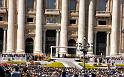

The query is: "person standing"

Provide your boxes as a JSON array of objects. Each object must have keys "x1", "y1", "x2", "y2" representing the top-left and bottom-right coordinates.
[
  {"x1": 11, "y1": 66, "x2": 21, "y2": 77},
  {"x1": 0, "y1": 66, "x2": 5, "y2": 77}
]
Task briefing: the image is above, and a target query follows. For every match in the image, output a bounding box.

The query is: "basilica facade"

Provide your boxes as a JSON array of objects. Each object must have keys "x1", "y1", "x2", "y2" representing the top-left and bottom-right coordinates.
[{"x1": 0, "y1": 0, "x2": 123, "y2": 57}]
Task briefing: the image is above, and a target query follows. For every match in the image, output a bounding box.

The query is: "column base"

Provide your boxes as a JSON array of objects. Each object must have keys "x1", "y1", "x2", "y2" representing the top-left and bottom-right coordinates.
[
  {"x1": 2, "y1": 50, "x2": 6, "y2": 53},
  {"x1": 109, "y1": 53, "x2": 119, "y2": 57},
  {"x1": 16, "y1": 50, "x2": 25, "y2": 54},
  {"x1": 87, "y1": 47, "x2": 93, "y2": 55},
  {"x1": 34, "y1": 51, "x2": 43, "y2": 55},
  {"x1": 87, "y1": 52, "x2": 93, "y2": 56},
  {"x1": 118, "y1": 53, "x2": 124, "y2": 55},
  {"x1": 6, "y1": 49, "x2": 14, "y2": 53},
  {"x1": 55, "y1": 51, "x2": 59, "y2": 58},
  {"x1": 76, "y1": 50, "x2": 83, "y2": 57}
]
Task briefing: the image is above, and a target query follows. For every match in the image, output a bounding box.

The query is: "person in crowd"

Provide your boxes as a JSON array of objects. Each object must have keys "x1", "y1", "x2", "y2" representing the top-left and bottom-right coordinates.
[
  {"x1": 51, "y1": 71, "x2": 59, "y2": 77},
  {"x1": 21, "y1": 67, "x2": 30, "y2": 77},
  {"x1": 5, "y1": 69, "x2": 11, "y2": 77},
  {"x1": 0, "y1": 66, "x2": 5, "y2": 77},
  {"x1": 74, "y1": 73, "x2": 78, "y2": 77},
  {"x1": 11, "y1": 66, "x2": 21, "y2": 77},
  {"x1": 61, "y1": 70, "x2": 67, "y2": 77}
]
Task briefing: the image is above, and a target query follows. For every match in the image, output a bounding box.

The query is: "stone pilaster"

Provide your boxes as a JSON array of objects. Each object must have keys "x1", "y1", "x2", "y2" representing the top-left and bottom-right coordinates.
[
  {"x1": 43, "y1": 29, "x2": 46, "y2": 55},
  {"x1": 3, "y1": 28, "x2": 7, "y2": 53},
  {"x1": 106, "y1": 32, "x2": 110, "y2": 56},
  {"x1": 56, "y1": 30, "x2": 60, "y2": 57}
]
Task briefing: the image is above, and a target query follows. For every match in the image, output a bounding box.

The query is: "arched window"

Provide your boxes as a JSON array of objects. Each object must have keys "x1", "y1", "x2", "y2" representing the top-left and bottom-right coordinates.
[
  {"x1": 68, "y1": 39, "x2": 76, "y2": 54},
  {"x1": 45, "y1": 30, "x2": 56, "y2": 56},
  {"x1": 69, "y1": 0, "x2": 76, "y2": 11},
  {"x1": 96, "y1": 32, "x2": 107, "y2": 55},
  {"x1": 46, "y1": 0, "x2": 56, "y2": 9},
  {"x1": 27, "y1": 0, "x2": 34, "y2": 9},
  {"x1": 25, "y1": 38, "x2": 34, "y2": 53}
]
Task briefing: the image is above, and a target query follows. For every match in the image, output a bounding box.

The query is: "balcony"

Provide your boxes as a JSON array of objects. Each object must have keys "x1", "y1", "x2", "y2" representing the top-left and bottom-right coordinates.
[
  {"x1": 96, "y1": 11, "x2": 111, "y2": 17},
  {"x1": 45, "y1": 9, "x2": 60, "y2": 15},
  {"x1": 94, "y1": 25, "x2": 111, "y2": 31},
  {"x1": 26, "y1": 23, "x2": 35, "y2": 28},
  {"x1": 45, "y1": 23, "x2": 60, "y2": 29},
  {"x1": 70, "y1": 10, "x2": 79, "y2": 16}
]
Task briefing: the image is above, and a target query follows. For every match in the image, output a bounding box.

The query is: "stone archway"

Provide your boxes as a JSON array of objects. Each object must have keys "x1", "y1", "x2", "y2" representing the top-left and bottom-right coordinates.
[
  {"x1": 45, "y1": 30, "x2": 56, "y2": 56},
  {"x1": 96, "y1": 32, "x2": 107, "y2": 56},
  {"x1": 68, "y1": 39, "x2": 76, "y2": 55},
  {"x1": 25, "y1": 38, "x2": 34, "y2": 53}
]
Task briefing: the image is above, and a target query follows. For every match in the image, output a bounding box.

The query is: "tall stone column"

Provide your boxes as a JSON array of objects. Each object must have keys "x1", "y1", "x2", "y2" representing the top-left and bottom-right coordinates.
[
  {"x1": 88, "y1": 0, "x2": 94, "y2": 55},
  {"x1": 7, "y1": 0, "x2": 15, "y2": 53},
  {"x1": 16, "y1": 0, "x2": 25, "y2": 53},
  {"x1": 34, "y1": 0, "x2": 43, "y2": 54},
  {"x1": 106, "y1": 32, "x2": 110, "y2": 56},
  {"x1": 110, "y1": 0, "x2": 120, "y2": 55},
  {"x1": 59, "y1": 0, "x2": 68, "y2": 56},
  {"x1": 56, "y1": 30, "x2": 60, "y2": 57},
  {"x1": 3, "y1": 29, "x2": 7, "y2": 53},
  {"x1": 77, "y1": 0, "x2": 85, "y2": 56}
]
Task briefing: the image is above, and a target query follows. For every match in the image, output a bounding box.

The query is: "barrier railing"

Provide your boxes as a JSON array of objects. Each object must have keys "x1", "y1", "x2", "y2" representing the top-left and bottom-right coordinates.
[{"x1": 1, "y1": 53, "x2": 45, "y2": 62}]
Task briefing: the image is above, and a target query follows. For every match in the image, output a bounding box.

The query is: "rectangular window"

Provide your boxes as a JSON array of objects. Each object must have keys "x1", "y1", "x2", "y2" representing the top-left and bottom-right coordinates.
[
  {"x1": 69, "y1": 0, "x2": 76, "y2": 11},
  {"x1": 70, "y1": 19, "x2": 76, "y2": 24},
  {"x1": 27, "y1": 0, "x2": 34, "y2": 9},
  {"x1": 27, "y1": 18, "x2": 33, "y2": 22},
  {"x1": 98, "y1": 20, "x2": 106, "y2": 25},
  {"x1": 0, "y1": 17, "x2": 3, "y2": 21},
  {"x1": 97, "y1": 0, "x2": 106, "y2": 11},
  {"x1": 46, "y1": 0, "x2": 56, "y2": 9}
]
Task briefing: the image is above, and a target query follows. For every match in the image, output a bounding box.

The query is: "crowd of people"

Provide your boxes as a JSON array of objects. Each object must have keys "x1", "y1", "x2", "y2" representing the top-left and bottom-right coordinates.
[
  {"x1": 0, "y1": 64, "x2": 124, "y2": 77},
  {"x1": 0, "y1": 64, "x2": 80, "y2": 77},
  {"x1": 1, "y1": 54, "x2": 124, "y2": 77}
]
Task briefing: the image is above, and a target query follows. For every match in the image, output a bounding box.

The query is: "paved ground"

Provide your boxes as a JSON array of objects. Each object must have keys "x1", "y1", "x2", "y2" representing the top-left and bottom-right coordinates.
[{"x1": 54, "y1": 58, "x2": 83, "y2": 69}]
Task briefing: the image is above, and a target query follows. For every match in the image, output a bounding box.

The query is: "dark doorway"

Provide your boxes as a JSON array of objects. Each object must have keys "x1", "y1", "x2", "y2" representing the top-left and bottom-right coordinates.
[
  {"x1": 45, "y1": 30, "x2": 56, "y2": 56},
  {"x1": 0, "y1": 28, "x2": 3, "y2": 52},
  {"x1": 96, "y1": 32, "x2": 107, "y2": 56},
  {"x1": 25, "y1": 38, "x2": 33, "y2": 53},
  {"x1": 68, "y1": 39, "x2": 76, "y2": 55}
]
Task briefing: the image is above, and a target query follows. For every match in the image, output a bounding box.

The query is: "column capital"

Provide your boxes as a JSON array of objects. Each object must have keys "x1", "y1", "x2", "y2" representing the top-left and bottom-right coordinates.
[
  {"x1": 56, "y1": 29, "x2": 60, "y2": 32},
  {"x1": 43, "y1": 28, "x2": 47, "y2": 32},
  {"x1": 94, "y1": 31, "x2": 98, "y2": 34},
  {"x1": 3, "y1": 28, "x2": 7, "y2": 30},
  {"x1": 106, "y1": 31, "x2": 111, "y2": 34}
]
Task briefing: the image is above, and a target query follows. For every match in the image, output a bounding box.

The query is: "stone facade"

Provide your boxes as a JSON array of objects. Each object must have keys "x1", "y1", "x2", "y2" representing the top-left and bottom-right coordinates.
[{"x1": 0, "y1": 0, "x2": 123, "y2": 57}]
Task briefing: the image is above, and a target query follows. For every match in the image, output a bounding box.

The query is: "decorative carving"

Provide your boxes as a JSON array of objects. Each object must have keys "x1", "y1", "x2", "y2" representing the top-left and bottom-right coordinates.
[{"x1": 25, "y1": 28, "x2": 35, "y2": 39}]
